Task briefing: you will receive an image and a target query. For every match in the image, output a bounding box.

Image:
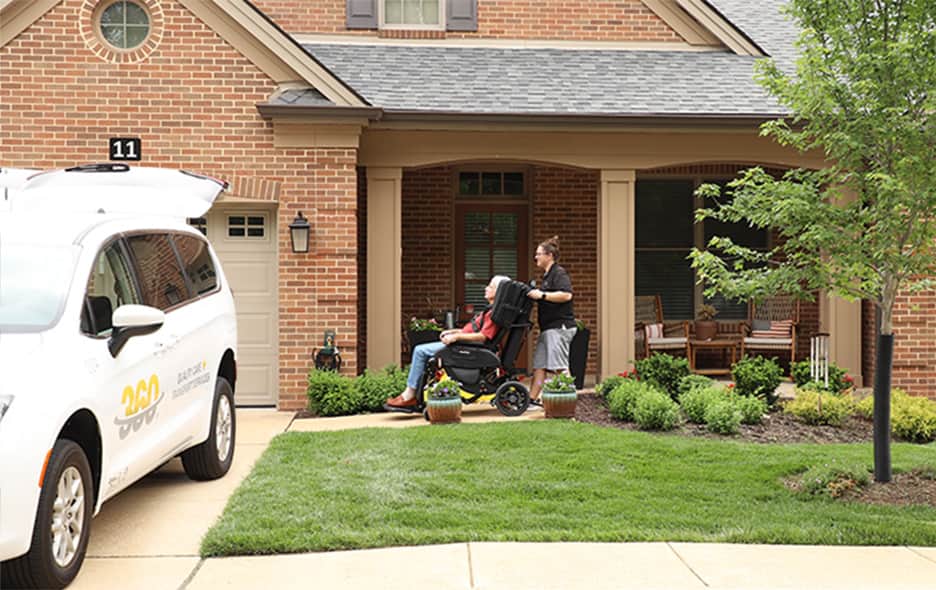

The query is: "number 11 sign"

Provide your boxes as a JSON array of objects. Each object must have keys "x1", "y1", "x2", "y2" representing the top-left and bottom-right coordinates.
[{"x1": 109, "y1": 137, "x2": 141, "y2": 161}]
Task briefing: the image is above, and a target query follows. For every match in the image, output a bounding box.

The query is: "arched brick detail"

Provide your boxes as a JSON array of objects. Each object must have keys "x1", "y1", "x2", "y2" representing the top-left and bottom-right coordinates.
[
  {"x1": 78, "y1": 0, "x2": 164, "y2": 64},
  {"x1": 225, "y1": 175, "x2": 282, "y2": 202}
]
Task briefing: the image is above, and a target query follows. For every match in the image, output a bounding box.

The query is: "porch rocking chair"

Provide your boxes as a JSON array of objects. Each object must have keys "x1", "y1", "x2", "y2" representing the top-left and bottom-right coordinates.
[
  {"x1": 635, "y1": 295, "x2": 689, "y2": 359},
  {"x1": 741, "y1": 296, "x2": 800, "y2": 369}
]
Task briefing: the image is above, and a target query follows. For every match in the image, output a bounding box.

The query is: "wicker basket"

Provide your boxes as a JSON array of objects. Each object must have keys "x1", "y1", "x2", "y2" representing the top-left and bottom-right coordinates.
[
  {"x1": 542, "y1": 391, "x2": 577, "y2": 419},
  {"x1": 426, "y1": 398, "x2": 462, "y2": 424}
]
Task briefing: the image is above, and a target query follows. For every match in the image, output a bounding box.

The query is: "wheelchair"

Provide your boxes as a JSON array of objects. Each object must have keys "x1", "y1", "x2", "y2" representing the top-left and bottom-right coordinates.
[{"x1": 413, "y1": 280, "x2": 535, "y2": 419}]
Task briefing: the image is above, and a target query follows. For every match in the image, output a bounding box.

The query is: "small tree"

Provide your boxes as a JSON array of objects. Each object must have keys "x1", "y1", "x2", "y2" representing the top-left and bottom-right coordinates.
[{"x1": 690, "y1": 0, "x2": 936, "y2": 482}]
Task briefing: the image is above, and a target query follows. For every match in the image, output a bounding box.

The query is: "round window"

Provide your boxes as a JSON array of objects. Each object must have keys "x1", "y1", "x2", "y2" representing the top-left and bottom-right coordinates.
[{"x1": 99, "y1": 1, "x2": 151, "y2": 50}]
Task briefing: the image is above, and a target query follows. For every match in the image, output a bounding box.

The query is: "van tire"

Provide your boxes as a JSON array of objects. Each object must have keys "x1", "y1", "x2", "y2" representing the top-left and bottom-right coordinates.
[
  {"x1": 1, "y1": 439, "x2": 93, "y2": 590},
  {"x1": 182, "y1": 377, "x2": 236, "y2": 481}
]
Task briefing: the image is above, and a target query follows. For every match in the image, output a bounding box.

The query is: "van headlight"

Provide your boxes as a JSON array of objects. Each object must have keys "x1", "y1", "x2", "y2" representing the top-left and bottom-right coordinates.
[{"x1": 0, "y1": 395, "x2": 13, "y2": 424}]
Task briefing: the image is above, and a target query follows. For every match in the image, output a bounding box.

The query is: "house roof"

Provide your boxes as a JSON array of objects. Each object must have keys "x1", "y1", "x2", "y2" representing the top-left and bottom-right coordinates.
[{"x1": 298, "y1": 0, "x2": 799, "y2": 119}]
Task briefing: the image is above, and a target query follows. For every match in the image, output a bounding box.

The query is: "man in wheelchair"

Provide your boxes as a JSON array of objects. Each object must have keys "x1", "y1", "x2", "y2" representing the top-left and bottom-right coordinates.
[{"x1": 384, "y1": 274, "x2": 533, "y2": 416}]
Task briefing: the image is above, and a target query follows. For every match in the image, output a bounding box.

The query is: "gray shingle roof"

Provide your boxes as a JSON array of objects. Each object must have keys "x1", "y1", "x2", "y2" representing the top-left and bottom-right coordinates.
[
  {"x1": 298, "y1": 2, "x2": 799, "y2": 117},
  {"x1": 268, "y1": 87, "x2": 334, "y2": 106}
]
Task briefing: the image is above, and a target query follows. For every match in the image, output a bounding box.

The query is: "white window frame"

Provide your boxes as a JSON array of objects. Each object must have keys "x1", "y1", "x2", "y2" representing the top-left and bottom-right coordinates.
[{"x1": 379, "y1": 0, "x2": 445, "y2": 31}]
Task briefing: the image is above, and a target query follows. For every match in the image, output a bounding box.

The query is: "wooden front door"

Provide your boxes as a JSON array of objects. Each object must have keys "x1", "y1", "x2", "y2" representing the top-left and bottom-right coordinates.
[{"x1": 455, "y1": 204, "x2": 529, "y2": 368}]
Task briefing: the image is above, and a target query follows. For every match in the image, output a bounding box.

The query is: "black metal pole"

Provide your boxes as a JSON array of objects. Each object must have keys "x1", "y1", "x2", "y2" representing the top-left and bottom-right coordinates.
[{"x1": 873, "y1": 333, "x2": 893, "y2": 483}]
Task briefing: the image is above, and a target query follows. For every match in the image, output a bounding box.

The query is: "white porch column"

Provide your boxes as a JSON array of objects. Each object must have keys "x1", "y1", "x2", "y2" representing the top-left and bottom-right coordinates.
[
  {"x1": 599, "y1": 169, "x2": 637, "y2": 379},
  {"x1": 366, "y1": 167, "x2": 402, "y2": 369},
  {"x1": 819, "y1": 294, "x2": 863, "y2": 386}
]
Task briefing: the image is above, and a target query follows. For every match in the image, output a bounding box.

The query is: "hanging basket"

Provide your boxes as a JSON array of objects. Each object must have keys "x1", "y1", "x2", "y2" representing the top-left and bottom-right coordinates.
[
  {"x1": 426, "y1": 397, "x2": 462, "y2": 424},
  {"x1": 542, "y1": 391, "x2": 577, "y2": 419}
]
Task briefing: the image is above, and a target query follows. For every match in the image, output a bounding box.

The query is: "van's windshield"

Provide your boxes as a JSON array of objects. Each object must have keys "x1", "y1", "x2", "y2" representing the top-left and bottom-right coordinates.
[{"x1": 0, "y1": 242, "x2": 78, "y2": 332}]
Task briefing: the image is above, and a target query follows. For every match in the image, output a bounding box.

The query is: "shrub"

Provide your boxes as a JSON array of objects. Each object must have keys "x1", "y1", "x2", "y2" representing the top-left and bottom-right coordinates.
[
  {"x1": 732, "y1": 356, "x2": 784, "y2": 405},
  {"x1": 785, "y1": 389, "x2": 853, "y2": 426},
  {"x1": 356, "y1": 364, "x2": 408, "y2": 412},
  {"x1": 307, "y1": 369, "x2": 361, "y2": 416},
  {"x1": 596, "y1": 375, "x2": 627, "y2": 399},
  {"x1": 677, "y1": 374, "x2": 715, "y2": 396},
  {"x1": 633, "y1": 390, "x2": 681, "y2": 431},
  {"x1": 790, "y1": 360, "x2": 852, "y2": 393},
  {"x1": 678, "y1": 385, "x2": 726, "y2": 424},
  {"x1": 705, "y1": 400, "x2": 742, "y2": 435},
  {"x1": 607, "y1": 380, "x2": 659, "y2": 422},
  {"x1": 797, "y1": 460, "x2": 870, "y2": 498},
  {"x1": 735, "y1": 395, "x2": 768, "y2": 425},
  {"x1": 892, "y1": 396, "x2": 936, "y2": 443},
  {"x1": 634, "y1": 353, "x2": 690, "y2": 400}
]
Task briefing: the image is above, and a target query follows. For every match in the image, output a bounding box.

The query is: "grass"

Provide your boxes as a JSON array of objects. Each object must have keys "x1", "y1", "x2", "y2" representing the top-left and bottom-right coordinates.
[{"x1": 201, "y1": 421, "x2": 936, "y2": 556}]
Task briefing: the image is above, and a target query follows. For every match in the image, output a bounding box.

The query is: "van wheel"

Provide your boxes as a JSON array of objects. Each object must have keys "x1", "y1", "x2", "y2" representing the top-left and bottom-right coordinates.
[
  {"x1": 1, "y1": 440, "x2": 93, "y2": 590},
  {"x1": 182, "y1": 377, "x2": 235, "y2": 481}
]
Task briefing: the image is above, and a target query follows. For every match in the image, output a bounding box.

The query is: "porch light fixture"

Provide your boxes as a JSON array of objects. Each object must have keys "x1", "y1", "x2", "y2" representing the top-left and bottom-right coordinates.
[{"x1": 289, "y1": 211, "x2": 311, "y2": 253}]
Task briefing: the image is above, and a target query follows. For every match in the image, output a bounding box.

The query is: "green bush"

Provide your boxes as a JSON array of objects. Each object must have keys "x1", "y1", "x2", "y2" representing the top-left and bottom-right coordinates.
[
  {"x1": 892, "y1": 396, "x2": 936, "y2": 443},
  {"x1": 634, "y1": 353, "x2": 690, "y2": 400},
  {"x1": 704, "y1": 400, "x2": 742, "y2": 435},
  {"x1": 798, "y1": 460, "x2": 870, "y2": 498},
  {"x1": 732, "y1": 356, "x2": 784, "y2": 405},
  {"x1": 596, "y1": 375, "x2": 627, "y2": 399},
  {"x1": 735, "y1": 395, "x2": 768, "y2": 425},
  {"x1": 678, "y1": 386, "x2": 727, "y2": 424},
  {"x1": 677, "y1": 374, "x2": 715, "y2": 396},
  {"x1": 633, "y1": 390, "x2": 681, "y2": 431},
  {"x1": 607, "y1": 380, "x2": 660, "y2": 422},
  {"x1": 790, "y1": 360, "x2": 852, "y2": 393},
  {"x1": 307, "y1": 369, "x2": 361, "y2": 416},
  {"x1": 355, "y1": 364, "x2": 408, "y2": 412},
  {"x1": 785, "y1": 389, "x2": 853, "y2": 426}
]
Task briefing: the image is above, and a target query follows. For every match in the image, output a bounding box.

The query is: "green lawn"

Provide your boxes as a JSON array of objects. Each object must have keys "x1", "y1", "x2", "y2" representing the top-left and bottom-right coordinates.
[{"x1": 202, "y1": 421, "x2": 936, "y2": 556}]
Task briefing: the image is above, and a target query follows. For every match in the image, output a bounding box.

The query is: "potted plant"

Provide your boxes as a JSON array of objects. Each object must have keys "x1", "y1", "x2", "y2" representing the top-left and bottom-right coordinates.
[
  {"x1": 425, "y1": 375, "x2": 463, "y2": 424},
  {"x1": 569, "y1": 319, "x2": 590, "y2": 390},
  {"x1": 694, "y1": 304, "x2": 718, "y2": 341},
  {"x1": 407, "y1": 316, "x2": 443, "y2": 351},
  {"x1": 542, "y1": 373, "x2": 577, "y2": 419}
]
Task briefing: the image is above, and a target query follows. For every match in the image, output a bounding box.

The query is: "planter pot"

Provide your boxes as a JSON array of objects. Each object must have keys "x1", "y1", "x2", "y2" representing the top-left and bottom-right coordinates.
[
  {"x1": 569, "y1": 328, "x2": 590, "y2": 390},
  {"x1": 694, "y1": 320, "x2": 718, "y2": 341},
  {"x1": 542, "y1": 391, "x2": 577, "y2": 419},
  {"x1": 408, "y1": 329, "x2": 442, "y2": 350},
  {"x1": 426, "y1": 398, "x2": 462, "y2": 424}
]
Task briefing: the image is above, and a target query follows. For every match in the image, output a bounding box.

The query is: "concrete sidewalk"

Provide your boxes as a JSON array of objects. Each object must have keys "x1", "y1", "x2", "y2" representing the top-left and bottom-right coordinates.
[{"x1": 69, "y1": 406, "x2": 936, "y2": 590}]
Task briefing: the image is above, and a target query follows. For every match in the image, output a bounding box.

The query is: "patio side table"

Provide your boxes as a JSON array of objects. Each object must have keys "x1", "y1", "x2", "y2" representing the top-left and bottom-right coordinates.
[{"x1": 689, "y1": 338, "x2": 738, "y2": 376}]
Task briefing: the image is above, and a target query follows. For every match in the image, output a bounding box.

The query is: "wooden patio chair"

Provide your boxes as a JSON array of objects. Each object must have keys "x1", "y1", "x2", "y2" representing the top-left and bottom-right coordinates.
[
  {"x1": 635, "y1": 295, "x2": 689, "y2": 359},
  {"x1": 741, "y1": 296, "x2": 800, "y2": 367}
]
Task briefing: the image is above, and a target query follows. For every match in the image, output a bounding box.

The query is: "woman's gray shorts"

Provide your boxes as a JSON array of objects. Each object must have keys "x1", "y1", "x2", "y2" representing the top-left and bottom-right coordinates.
[{"x1": 533, "y1": 326, "x2": 577, "y2": 371}]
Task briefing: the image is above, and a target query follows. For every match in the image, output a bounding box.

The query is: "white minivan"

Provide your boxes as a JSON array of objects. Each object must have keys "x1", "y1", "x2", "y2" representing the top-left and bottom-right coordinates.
[{"x1": 0, "y1": 164, "x2": 238, "y2": 589}]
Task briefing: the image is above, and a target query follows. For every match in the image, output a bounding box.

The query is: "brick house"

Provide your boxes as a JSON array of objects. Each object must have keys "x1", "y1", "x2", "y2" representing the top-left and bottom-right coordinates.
[{"x1": 1, "y1": 0, "x2": 930, "y2": 410}]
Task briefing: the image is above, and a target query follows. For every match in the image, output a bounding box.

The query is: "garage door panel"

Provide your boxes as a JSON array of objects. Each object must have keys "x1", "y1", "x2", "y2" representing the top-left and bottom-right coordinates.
[{"x1": 204, "y1": 206, "x2": 278, "y2": 406}]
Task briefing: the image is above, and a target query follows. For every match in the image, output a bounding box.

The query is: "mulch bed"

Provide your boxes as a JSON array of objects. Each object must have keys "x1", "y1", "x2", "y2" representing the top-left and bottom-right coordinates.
[{"x1": 575, "y1": 393, "x2": 936, "y2": 508}]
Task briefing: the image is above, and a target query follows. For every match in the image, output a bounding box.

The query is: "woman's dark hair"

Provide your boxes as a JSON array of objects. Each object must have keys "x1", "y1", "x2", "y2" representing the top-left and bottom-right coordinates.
[{"x1": 538, "y1": 235, "x2": 560, "y2": 262}]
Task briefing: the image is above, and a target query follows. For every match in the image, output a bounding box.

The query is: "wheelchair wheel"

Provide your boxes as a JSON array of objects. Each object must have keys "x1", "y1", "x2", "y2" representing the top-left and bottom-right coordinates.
[{"x1": 494, "y1": 381, "x2": 529, "y2": 416}]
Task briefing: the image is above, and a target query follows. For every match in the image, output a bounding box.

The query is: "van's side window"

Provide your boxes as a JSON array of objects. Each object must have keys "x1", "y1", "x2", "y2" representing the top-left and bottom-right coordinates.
[
  {"x1": 126, "y1": 233, "x2": 189, "y2": 310},
  {"x1": 172, "y1": 234, "x2": 218, "y2": 296},
  {"x1": 82, "y1": 241, "x2": 140, "y2": 336}
]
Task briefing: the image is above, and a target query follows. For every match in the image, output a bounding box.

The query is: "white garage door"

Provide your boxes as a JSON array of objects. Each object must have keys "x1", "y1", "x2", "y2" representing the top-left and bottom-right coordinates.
[{"x1": 199, "y1": 206, "x2": 278, "y2": 406}]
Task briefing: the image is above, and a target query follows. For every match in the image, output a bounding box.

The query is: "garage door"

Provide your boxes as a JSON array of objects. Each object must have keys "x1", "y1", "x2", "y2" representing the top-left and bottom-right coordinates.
[{"x1": 198, "y1": 206, "x2": 278, "y2": 406}]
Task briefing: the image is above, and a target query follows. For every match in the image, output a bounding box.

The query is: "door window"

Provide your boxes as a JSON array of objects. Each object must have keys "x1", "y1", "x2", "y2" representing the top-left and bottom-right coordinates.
[
  {"x1": 83, "y1": 240, "x2": 140, "y2": 335},
  {"x1": 125, "y1": 234, "x2": 189, "y2": 310},
  {"x1": 172, "y1": 234, "x2": 218, "y2": 296}
]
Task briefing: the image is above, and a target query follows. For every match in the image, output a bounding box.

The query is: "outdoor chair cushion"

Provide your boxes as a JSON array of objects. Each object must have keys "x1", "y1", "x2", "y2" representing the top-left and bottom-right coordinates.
[
  {"x1": 645, "y1": 323, "x2": 665, "y2": 339},
  {"x1": 743, "y1": 337, "x2": 793, "y2": 348},
  {"x1": 647, "y1": 337, "x2": 688, "y2": 348},
  {"x1": 751, "y1": 319, "x2": 793, "y2": 339}
]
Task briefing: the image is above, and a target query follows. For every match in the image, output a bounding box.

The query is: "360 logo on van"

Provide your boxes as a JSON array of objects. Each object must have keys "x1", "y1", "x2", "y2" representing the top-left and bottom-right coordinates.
[{"x1": 114, "y1": 374, "x2": 164, "y2": 440}]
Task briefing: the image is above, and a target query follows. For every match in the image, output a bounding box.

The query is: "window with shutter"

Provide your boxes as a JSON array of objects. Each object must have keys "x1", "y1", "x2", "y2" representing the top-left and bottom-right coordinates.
[
  {"x1": 347, "y1": 0, "x2": 378, "y2": 29},
  {"x1": 348, "y1": 0, "x2": 476, "y2": 31},
  {"x1": 447, "y1": 0, "x2": 478, "y2": 31}
]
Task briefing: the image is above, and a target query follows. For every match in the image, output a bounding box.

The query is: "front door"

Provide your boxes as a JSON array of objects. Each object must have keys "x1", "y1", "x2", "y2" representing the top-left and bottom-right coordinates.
[{"x1": 455, "y1": 204, "x2": 529, "y2": 368}]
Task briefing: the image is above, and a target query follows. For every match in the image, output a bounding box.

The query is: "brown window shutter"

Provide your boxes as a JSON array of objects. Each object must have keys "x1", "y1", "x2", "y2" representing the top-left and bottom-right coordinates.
[
  {"x1": 347, "y1": 0, "x2": 378, "y2": 29},
  {"x1": 446, "y1": 0, "x2": 477, "y2": 31}
]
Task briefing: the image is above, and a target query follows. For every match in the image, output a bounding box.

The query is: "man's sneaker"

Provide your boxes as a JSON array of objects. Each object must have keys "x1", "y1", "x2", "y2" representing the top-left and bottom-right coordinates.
[{"x1": 384, "y1": 394, "x2": 420, "y2": 413}]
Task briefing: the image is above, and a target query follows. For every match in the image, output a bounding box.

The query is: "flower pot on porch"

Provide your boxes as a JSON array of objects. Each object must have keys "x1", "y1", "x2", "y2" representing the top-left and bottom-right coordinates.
[
  {"x1": 569, "y1": 327, "x2": 590, "y2": 390},
  {"x1": 694, "y1": 320, "x2": 718, "y2": 341},
  {"x1": 542, "y1": 391, "x2": 577, "y2": 419},
  {"x1": 426, "y1": 398, "x2": 462, "y2": 424}
]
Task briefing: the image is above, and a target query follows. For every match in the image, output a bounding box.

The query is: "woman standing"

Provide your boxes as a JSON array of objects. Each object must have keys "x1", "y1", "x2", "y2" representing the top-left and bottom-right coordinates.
[{"x1": 526, "y1": 236, "x2": 576, "y2": 404}]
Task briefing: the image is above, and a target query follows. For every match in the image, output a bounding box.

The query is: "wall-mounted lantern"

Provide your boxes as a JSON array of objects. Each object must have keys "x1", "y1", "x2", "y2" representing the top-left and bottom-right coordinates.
[{"x1": 289, "y1": 211, "x2": 311, "y2": 253}]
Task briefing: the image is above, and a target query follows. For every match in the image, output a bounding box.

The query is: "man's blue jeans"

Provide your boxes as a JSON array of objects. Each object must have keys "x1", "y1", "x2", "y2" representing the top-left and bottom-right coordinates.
[{"x1": 407, "y1": 341, "x2": 445, "y2": 389}]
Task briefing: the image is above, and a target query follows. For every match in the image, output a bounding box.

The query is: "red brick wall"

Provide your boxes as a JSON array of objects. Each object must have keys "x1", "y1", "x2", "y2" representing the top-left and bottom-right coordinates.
[
  {"x1": 253, "y1": 0, "x2": 684, "y2": 42},
  {"x1": 0, "y1": 0, "x2": 358, "y2": 410},
  {"x1": 356, "y1": 166, "x2": 368, "y2": 371},
  {"x1": 890, "y1": 294, "x2": 936, "y2": 398},
  {"x1": 862, "y1": 300, "x2": 877, "y2": 387}
]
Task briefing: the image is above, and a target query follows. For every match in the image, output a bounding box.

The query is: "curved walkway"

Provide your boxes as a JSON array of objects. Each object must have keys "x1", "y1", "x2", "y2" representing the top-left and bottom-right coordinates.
[{"x1": 71, "y1": 407, "x2": 936, "y2": 590}]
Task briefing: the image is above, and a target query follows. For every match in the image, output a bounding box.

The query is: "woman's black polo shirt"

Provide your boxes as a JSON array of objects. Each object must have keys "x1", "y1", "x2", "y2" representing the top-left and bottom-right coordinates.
[{"x1": 538, "y1": 263, "x2": 575, "y2": 330}]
